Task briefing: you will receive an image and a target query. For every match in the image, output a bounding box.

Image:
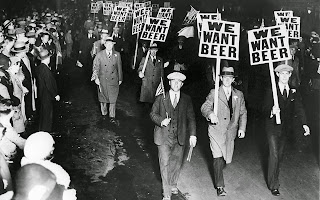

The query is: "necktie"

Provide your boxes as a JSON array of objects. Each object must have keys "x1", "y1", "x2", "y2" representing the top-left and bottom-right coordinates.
[
  {"x1": 173, "y1": 94, "x2": 178, "y2": 108},
  {"x1": 226, "y1": 90, "x2": 230, "y2": 100},
  {"x1": 283, "y1": 88, "x2": 287, "y2": 101},
  {"x1": 108, "y1": 52, "x2": 111, "y2": 59},
  {"x1": 152, "y1": 57, "x2": 156, "y2": 65}
]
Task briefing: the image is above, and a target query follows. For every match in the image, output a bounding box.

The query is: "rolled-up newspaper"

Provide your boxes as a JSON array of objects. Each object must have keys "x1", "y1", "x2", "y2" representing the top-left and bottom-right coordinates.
[{"x1": 187, "y1": 146, "x2": 193, "y2": 162}]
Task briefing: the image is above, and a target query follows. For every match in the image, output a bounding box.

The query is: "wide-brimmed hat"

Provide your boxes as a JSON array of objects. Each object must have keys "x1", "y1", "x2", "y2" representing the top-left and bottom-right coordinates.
[
  {"x1": 11, "y1": 41, "x2": 28, "y2": 53},
  {"x1": 220, "y1": 67, "x2": 235, "y2": 76},
  {"x1": 3, "y1": 20, "x2": 13, "y2": 28},
  {"x1": 149, "y1": 43, "x2": 158, "y2": 49},
  {"x1": 274, "y1": 64, "x2": 293, "y2": 72},
  {"x1": 26, "y1": 31, "x2": 36, "y2": 38},
  {"x1": 105, "y1": 36, "x2": 115, "y2": 43},
  {"x1": 13, "y1": 164, "x2": 64, "y2": 200},
  {"x1": 100, "y1": 29, "x2": 109, "y2": 34},
  {"x1": 167, "y1": 71, "x2": 186, "y2": 81}
]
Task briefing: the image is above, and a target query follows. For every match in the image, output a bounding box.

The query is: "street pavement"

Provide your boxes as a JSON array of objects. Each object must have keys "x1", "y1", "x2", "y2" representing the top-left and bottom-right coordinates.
[{"x1": 47, "y1": 60, "x2": 319, "y2": 200}]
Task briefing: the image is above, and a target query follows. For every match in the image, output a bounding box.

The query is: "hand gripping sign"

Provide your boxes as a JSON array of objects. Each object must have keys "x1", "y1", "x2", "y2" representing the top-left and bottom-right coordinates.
[
  {"x1": 140, "y1": 17, "x2": 171, "y2": 74},
  {"x1": 248, "y1": 25, "x2": 292, "y2": 124},
  {"x1": 199, "y1": 19, "x2": 240, "y2": 116}
]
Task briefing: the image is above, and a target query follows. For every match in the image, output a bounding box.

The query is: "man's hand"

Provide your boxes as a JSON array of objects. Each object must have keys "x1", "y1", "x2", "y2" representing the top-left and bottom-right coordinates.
[
  {"x1": 271, "y1": 106, "x2": 280, "y2": 116},
  {"x1": 303, "y1": 125, "x2": 310, "y2": 136},
  {"x1": 138, "y1": 71, "x2": 144, "y2": 78},
  {"x1": 95, "y1": 78, "x2": 100, "y2": 85},
  {"x1": 208, "y1": 113, "x2": 219, "y2": 125},
  {"x1": 238, "y1": 130, "x2": 245, "y2": 138},
  {"x1": 119, "y1": 81, "x2": 122, "y2": 85},
  {"x1": 164, "y1": 61, "x2": 169, "y2": 68},
  {"x1": 161, "y1": 117, "x2": 171, "y2": 127},
  {"x1": 55, "y1": 95, "x2": 60, "y2": 101},
  {"x1": 63, "y1": 189, "x2": 77, "y2": 200},
  {"x1": 189, "y1": 136, "x2": 197, "y2": 147}
]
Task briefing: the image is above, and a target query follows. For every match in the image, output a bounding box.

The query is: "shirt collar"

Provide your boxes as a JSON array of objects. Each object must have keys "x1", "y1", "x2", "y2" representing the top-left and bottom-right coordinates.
[
  {"x1": 169, "y1": 89, "x2": 180, "y2": 97},
  {"x1": 278, "y1": 82, "x2": 289, "y2": 92},
  {"x1": 222, "y1": 86, "x2": 232, "y2": 94}
]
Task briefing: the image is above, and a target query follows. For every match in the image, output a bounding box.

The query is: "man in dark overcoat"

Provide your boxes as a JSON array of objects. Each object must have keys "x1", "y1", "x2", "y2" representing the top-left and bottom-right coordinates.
[
  {"x1": 35, "y1": 49, "x2": 60, "y2": 132},
  {"x1": 262, "y1": 64, "x2": 310, "y2": 196},
  {"x1": 150, "y1": 71, "x2": 197, "y2": 200},
  {"x1": 138, "y1": 43, "x2": 164, "y2": 106},
  {"x1": 91, "y1": 37, "x2": 122, "y2": 125}
]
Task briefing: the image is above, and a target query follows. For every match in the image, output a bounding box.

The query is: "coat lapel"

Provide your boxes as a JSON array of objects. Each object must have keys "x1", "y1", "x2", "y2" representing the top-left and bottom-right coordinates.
[
  {"x1": 218, "y1": 86, "x2": 228, "y2": 107},
  {"x1": 231, "y1": 87, "x2": 237, "y2": 112}
]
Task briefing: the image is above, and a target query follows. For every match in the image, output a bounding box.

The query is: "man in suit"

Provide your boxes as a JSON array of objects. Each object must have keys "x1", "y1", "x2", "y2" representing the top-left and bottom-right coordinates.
[
  {"x1": 150, "y1": 71, "x2": 197, "y2": 200},
  {"x1": 79, "y1": 26, "x2": 96, "y2": 81},
  {"x1": 35, "y1": 49, "x2": 60, "y2": 132},
  {"x1": 138, "y1": 43, "x2": 164, "y2": 106},
  {"x1": 262, "y1": 64, "x2": 310, "y2": 196},
  {"x1": 91, "y1": 37, "x2": 123, "y2": 125},
  {"x1": 201, "y1": 66, "x2": 247, "y2": 196}
]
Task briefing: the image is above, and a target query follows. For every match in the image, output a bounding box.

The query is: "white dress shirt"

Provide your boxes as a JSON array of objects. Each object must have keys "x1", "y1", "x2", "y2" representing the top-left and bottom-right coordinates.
[
  {"x1": 169, "y1": 90, "x2": 180, "y2": 107},
  {"x1": 222, "y1": 86, "x2": 232, "y2": 100},
  {"x1": 278, "y1": 82, "x2": 289, "y2": 97}
]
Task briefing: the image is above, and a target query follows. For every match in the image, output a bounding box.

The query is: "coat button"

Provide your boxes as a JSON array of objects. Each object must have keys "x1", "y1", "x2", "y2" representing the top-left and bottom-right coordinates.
[{"x1": 224, "y1": 118, "x2": 227, "y2": 120}]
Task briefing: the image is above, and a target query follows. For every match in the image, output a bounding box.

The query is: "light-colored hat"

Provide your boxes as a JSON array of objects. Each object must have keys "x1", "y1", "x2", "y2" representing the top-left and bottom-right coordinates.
[
  {"x1": 220, "y1": 66, "x2": 235, "y2": 76},
  {"x1": 105, "y1": 36, "x2": 115, "y2": 43},
  {"x1": 15, "y1": 28, "x2": 26, "y2": 35},
  {"x1": 24, "y1": 132, "x2": 55, "y2": 160},
  {"x1": 149, "y1": 43, "x2": 158, "y2": 49},
  {"x1": 11, "y1": 41, "x2": 28, "y2": 53},
  {"x1": 100, "y1": 29, "x2": 109, "y2": 34},
  {"x1": 167, "y1": 71, "x2": 186, "y2": 81},
  {"x1": 274, "y1": 64, "x2": 293, "y2": 72}
]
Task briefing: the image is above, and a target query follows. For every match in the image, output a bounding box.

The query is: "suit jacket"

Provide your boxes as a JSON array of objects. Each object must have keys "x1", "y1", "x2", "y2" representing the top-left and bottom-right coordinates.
[
  {"x1": 150, "y1": 92, "x2": 196, "y2": 146},
  {"x1": 262, "y1": 83, "x2": 307, "y2": 136},
  {"x1": 92, "y1": 50, "x2": 123, "y2": 103},
  {"x1": 138, "y1": 56, "x2": 164, "y2": 103},
  {"x1": 201, "y1": 86, "x2": 247, "y2": 163}
]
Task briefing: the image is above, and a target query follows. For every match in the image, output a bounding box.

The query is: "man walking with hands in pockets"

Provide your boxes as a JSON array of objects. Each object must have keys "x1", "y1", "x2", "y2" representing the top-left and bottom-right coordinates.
[
  {"x1": 201, "y1": 66, "x2": 247, "y2": 197},
  {"x1": 150, "y1": 71, "x2": 197, "y2": 200}
]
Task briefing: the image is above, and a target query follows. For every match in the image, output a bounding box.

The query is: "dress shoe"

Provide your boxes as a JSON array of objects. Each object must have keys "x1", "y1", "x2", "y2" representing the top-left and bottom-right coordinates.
[
  {"x1": 110, "y1": 117, "x2": 119, "y2": 126},
  {"x1": 271, "y1": 189, "x2": 280, "y2": 196},
  {"x1": 162, "y1": 196, "x2": 170, "y2": 200},
  {"x1": 217, "y1": 187, "x2": 227, "y2": 196},
  {"x1": 171, "y1": 187, "x2": 178, "y2": 195}
]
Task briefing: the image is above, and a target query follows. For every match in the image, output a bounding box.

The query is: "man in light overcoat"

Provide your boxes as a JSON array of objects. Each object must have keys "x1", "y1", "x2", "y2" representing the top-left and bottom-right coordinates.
[
  {"x1": 91, "y1": 37, "x2": 122, "y2": 125},
  {"x1": 201, "y1": 66, "x2": 247, "y2": 196}
]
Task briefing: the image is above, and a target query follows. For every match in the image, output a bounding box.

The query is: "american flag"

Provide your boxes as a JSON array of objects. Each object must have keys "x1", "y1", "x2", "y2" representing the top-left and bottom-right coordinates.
[
  {"x1": 155, "y1": 77, "x2": 165, "y2": 98},
  {"x1": 182, "y1": 6, "x2": 199, "y2": 25}
]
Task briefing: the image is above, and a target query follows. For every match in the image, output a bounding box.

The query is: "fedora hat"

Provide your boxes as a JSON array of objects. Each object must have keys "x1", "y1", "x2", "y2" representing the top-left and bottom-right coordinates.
[
  {"x1": 105, "y1": 36, "x2": 115, "y2": 43},
  {"x1": 11, "y1": 41, "x2": 28, "y2": 53},
  {"x1": 37, "y1": 49, "x2": 52, "y2": 60},
  {"x1": 149, "y1": 43, "x2": 158, "y2": 49},
  {"x1": 220, "y1": 66, "x2": 235, "y2": 76},
  {"x1": 3, "y1": 20, "x2": 13, "y2": 28}
]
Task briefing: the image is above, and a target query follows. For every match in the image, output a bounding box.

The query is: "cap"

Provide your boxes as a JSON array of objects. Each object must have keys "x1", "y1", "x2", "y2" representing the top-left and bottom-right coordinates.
[
  {"x1": 220, "y1": 67, "x2": 235, "y2": 76},
  {"x1": 167, "y1": 71, "x2": 186, "y2": 81},
  {"x1": 274, "y1": 64, "x2": 293, "y2": 72}
]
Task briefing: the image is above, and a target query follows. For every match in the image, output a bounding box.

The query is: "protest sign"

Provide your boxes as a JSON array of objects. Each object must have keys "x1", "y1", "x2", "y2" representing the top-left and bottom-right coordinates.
[
  {"x1": 248, "y1": 25, "x2": 292, "y2": 124},
  {"x1": 132, "y1": 7, "x2": 149, "y2": 35},
  {"x1": 199, "y1": 19, "x2": 240, "y2": 60},
  {"x1": 140, "y1": 17, "x2": 171, "y2": 42},
  {"x1": 164, "y1": 2, "x2": 170, "y2": 8},
  {"x1": 134, "y1": 2, "x2": 145, "y2": 11},
  {"x1": 274, "y1": 10, "x2": 293, "y2": 21},
  {"x1": 146, "y1": 7, "x2": 152, "y2": 16},
  {"x1": 145, "y1": 1, "x2": 152, "y2": 7},
  {"x1": 110, "y1": 6, "x2": 129, "y2": 22},
  {"x1": 91, "y1": 2, "x2": 99, "y2": 14},
  {"x1": 118, "y1": 1, "x2": 126, "y2": 7},
  {"x1": 247, "y1": 25, "x2": 291, "y2": 65},
  {"x1": 275, "y1": 16, "x2": 300, "y2": 39},
  {"x1": 182, "y1": 5, "x2": 199, "y2": 25},
  {"x1": 125, "y1": 2, "x2": 133, "y2": 10},
  {"x1": 103, "y1": 2, "x2": 113, "y2": 16},
  {"x1": 156, "y1": 7, "x2": 174, "y2": 20},
  {"x1": 97, "y1": 1, "x2": 104, "y2": 9},
  {"x1": 197, "y1": 13, "x2": 221, "y2": 38}
]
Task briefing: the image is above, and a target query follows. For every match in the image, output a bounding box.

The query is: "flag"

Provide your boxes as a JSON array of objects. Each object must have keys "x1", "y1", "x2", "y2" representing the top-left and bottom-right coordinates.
[
  {"x1": 155, "y1": 77, "x2": 165, "y2": 98},
  {"x1": 178, "y1": 26, "x2": 194, "y2": 38},
  {"x1": 182, "y1": 5, "x2": 199, "y2": 25}
]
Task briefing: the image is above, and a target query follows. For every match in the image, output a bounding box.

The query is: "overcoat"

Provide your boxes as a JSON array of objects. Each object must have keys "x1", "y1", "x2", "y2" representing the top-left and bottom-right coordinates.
[
  {"x1": 201, "y1": 86, "x2": 247, "y2": 163},
  {"x1": 92, "y1": 50, "x2": 122, "y2": 104},
  {"x1": 138, "y1": 56, "x2": 164, "y2": 103},
  {"x1": 150, "y1": 92, "x2": 196, "y2": 146}
]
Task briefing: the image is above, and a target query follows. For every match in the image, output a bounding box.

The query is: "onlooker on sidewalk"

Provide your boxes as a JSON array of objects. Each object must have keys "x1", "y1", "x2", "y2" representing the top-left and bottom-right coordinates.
[{"x1": 201, "y1": 66, "x2": 247, "y2": 197}]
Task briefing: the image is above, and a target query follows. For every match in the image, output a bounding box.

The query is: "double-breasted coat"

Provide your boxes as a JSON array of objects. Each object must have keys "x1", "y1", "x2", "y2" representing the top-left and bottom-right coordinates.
[
  {"x1": 91, "y1": 50, "x2": 123, "y2": 104},
  {"x1": 150, "y1": 92, "x2": 196, "y2": 146},
  {"x1": 201, "y1": 86, "x2": 247, "y2": 164},
  {"x1": 138, "y1": 56, "x2": 164, "y2": 103}
]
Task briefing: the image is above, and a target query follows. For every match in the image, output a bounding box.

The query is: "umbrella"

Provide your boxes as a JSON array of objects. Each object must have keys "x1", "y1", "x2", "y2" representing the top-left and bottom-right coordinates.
[{"x1": 178, "y1": 26, "x2": 194, "y2": 38}]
